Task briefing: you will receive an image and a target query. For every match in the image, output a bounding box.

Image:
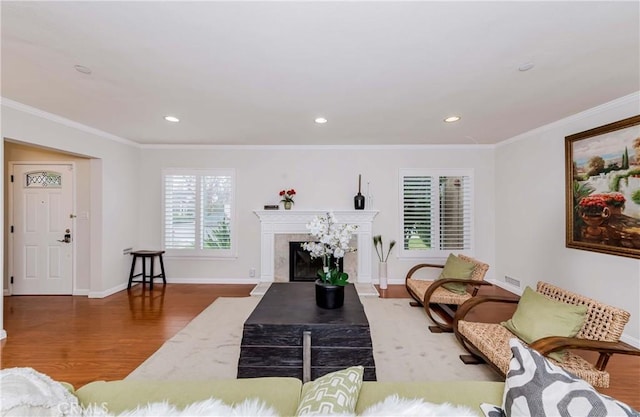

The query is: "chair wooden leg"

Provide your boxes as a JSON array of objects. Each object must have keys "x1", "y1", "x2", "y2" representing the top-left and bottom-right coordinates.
[
  {"x1": 455, "y1": 330, "x2": 488, "y2": 365},
  {"x1": 460, "y1": 354, "x2": 484, "y2": 365},
  {"x1": 409, "y1": 301, "x2": 422, "y2": 307},
  {"x1": 424, "y1": 304, "x2": 454, "y2": 333}
]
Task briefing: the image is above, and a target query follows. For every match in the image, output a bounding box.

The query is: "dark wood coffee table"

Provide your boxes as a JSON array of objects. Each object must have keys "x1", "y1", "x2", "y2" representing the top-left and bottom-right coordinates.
[{"x1": 238, "y1": 282, "x2": 376, "y2": 381}]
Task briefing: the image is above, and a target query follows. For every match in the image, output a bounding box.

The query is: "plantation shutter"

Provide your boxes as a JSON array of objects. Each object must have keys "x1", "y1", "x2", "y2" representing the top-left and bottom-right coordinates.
[
  {"x1": 402, "y1": 176, "x2": 433, "y2": 250},
  {"x1": 201, "y1": 175, "x2": 232, "y2": 250},
  {"x1": 164, "y1": 174, "x2": 197, "y2": 249},
  {"x1": 163, "y1": 169, "x2": 235, "y2": 256},
  {"x1": 400, "y1": 169, "x2": 473, "y2": 258},
  {"x1": 439, "y1": 176, "x2": 472, "y2": 250}
]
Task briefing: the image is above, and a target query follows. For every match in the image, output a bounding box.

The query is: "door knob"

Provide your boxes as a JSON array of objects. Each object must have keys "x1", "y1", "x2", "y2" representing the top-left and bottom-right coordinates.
[{"x1": 57, "y1": 229, "x2": 72, "y2": 243}]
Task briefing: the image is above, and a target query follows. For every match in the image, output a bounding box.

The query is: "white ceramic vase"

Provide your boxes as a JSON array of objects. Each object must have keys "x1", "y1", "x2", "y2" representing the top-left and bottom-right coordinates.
[{"x1": 378, "y1": 261, "x2": 388, "y2": 289}]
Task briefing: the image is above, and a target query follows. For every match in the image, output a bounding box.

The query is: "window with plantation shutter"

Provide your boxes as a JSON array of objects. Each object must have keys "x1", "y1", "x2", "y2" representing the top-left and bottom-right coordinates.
[
  {"x1": 399, "y1": 169, "x2": 473, "y2": 259},
  {"x1": 163, "y1": 169, "x2": 236, "y2": 257}
]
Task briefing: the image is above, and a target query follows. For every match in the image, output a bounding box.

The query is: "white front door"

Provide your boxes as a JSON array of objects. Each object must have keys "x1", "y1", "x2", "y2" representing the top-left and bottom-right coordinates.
[{"x1": 10, "y1": 164, "x2": 74, "y2": 295}]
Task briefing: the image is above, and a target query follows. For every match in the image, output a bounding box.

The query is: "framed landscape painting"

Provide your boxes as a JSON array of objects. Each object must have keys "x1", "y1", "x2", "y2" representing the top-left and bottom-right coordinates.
[{"x1": 565, "y1": 115, "x2": 640, "y2": 258}]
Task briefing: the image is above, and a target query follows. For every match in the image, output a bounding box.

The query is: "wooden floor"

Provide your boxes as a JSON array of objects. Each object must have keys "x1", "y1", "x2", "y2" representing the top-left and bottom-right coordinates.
[{"x1": 2, "y1": 283, "x2": 639, "y2": 409}]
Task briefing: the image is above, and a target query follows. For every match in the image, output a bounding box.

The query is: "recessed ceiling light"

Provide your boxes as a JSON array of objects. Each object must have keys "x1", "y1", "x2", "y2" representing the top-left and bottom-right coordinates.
[
  {"x1": 314, "y1": 117, "x2": 328, "y2": 124},
  {"x1": 164, "y1": 116, "x2": 180, "y2": 123},
  {"x1": 73, "y1": 65, "x2": 92, "y2": 75},
  {"x1": 518, "y1": 62, "x2": 535, "y2": 72},
  {"x1": 444, "y1": 116, "x2": 461, "y2": 123}
]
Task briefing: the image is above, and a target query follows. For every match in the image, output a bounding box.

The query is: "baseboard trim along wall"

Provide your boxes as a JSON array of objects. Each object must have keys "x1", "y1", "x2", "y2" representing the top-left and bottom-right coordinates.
[{"x1": 166, "y1": 277, "x2": 259, "y2": 285}]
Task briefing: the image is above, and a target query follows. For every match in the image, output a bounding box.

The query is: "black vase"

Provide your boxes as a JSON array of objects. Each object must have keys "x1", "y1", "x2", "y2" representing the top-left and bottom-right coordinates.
[
  {"x1": 354, "y1": 192, "x2": 365, "y2": 210},
  {"x1": 315, "y1": 280, "x2": 345, "y2": 309}
]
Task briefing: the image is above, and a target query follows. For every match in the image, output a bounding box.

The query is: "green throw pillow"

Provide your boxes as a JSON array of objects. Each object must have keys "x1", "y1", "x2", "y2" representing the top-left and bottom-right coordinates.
[
  {"x1": 295, "y1": 366, "x2": 364, "y2": 416},
  {"x1": 502, "y1": 287, "x2": 588, "y2": 362},
  {"x1": 437, "y1": 254, "x2": 475, "y2": 295}
]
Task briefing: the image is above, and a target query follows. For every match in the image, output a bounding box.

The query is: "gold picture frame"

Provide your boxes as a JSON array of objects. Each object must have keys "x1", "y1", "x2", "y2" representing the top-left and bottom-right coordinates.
[{"x1": 565, "y1": 115, "x2": 640, "y2": 258}]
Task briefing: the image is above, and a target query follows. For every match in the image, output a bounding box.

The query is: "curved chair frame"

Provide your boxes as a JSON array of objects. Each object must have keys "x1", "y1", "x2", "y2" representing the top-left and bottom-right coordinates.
[
  {"x1": 405, "y1": 255, "x2": 490, "y2": 332},
  {"x1": 452, "y1": 281, "x2": 640, "y2": 388}
]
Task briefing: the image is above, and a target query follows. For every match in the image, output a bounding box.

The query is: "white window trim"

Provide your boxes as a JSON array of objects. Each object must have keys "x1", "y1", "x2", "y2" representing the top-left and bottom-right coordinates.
[
  {"x1": 162, "y1": 168, "x2": 237, "y2": 258},
  {"x1": 397, "y1": 168, "x2": 474, "y2": 260}
]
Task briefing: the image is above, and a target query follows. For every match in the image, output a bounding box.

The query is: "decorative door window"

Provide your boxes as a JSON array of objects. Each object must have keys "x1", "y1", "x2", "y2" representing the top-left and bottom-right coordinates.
[{"x1": 25, "y1": 171, "x2": 62, "y2": 188}]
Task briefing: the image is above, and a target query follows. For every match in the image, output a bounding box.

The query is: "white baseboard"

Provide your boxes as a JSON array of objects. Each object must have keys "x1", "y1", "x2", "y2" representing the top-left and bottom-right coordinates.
[
  {"x1": 166, "y1": 277, "x2": 259, "y2": 284},
  {"x1": 385, "y1": 277, "x2": 523, "y2": 293},
  {"x1": 88, "y1": 278, "x2": 265, "y2": 298},
  {"x1": 621, "y1": 333, "x2": 640, "y2": 348},
  {"x1": 88, "y1": 282, "x2": 129, "y2": 298},
  {"x1": 487, "y1": 278, "x2": 523, "y2": 295},
  {"x1": 3, "y1": 289, "x2": 9, "y2": 296},
  {"x1": 73, "y1": 289, "x2": 89, "y2": 296},
  {"x1": 0, "y1": 329, "x2": 7, "y2": 340}
]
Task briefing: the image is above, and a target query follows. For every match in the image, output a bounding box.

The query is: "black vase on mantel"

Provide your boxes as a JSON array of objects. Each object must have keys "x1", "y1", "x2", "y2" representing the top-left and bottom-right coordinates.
[
  {"x1": 315, "y1": 280, "x2": 345, "y2": 309},
  {"x1": 354, "y1": 174, "x2": 365, "y2": 210}
]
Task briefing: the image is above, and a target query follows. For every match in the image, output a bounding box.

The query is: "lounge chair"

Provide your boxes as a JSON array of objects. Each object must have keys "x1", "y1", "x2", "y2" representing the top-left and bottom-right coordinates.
[{"x1": 405, "y1": 254, "x2": 491, "y2": 332}]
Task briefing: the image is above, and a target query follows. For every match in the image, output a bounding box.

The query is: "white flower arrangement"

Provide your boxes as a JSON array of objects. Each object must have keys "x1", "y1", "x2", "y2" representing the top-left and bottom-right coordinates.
[{"x1": 302, "y1": 212, "x2": 358, "y2": 286}]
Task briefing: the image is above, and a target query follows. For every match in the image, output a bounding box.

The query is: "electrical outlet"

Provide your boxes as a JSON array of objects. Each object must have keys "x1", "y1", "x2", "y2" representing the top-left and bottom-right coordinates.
[
  {"x1": 249, "y1": 268, "x2": 256, "y2": 278},
  {"x1": 505, "y1": 275, "x2": 521, "y2": 287}
]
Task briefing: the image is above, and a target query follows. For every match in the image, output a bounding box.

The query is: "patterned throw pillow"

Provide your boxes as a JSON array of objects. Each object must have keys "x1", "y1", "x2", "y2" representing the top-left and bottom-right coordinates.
[
  {"x1": 481, "y1": 339, "x2": 637, "y2": 417},
  {"x1": 295, "y1": 366, "x2": 364, "y2": 416}
]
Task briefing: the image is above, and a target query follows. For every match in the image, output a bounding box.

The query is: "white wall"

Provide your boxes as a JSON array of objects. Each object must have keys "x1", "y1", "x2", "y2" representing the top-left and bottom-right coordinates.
[
  {"x1": 1, "y1": 102, "x2": 141, "y2": 301},
  {"x1": 495, "y1": 93, "x2": 640, "y2": 345},
  {"x1": 138, "y1": 146, "x2": 496, "y2": 284}
]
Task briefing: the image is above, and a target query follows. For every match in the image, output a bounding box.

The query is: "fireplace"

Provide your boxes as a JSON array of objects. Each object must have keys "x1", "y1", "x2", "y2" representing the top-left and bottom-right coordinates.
[
  {"x1": 253, "y1": 210, "x2": 378, "y2": 283},
  {"x1": 289, "y1": 242, "x2": 343, "y2": 282}
]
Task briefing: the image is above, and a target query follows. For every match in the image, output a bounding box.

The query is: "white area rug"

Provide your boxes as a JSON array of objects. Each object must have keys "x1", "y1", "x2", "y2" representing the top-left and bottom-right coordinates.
[
  {"x1": 126, "y1": 297, "x2": 261, "y2": 380},
  {"x1": 360, "y1": 297, "x2": 498, "y2": 382},
  {"x1": 127, "y1": 295, "x2": 499, "y2": 382}
]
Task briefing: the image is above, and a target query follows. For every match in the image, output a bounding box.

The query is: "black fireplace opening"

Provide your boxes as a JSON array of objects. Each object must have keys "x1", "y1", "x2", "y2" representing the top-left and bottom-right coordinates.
[{"x1": 289, "y1": 242, "x2": 343, "y2": 282}]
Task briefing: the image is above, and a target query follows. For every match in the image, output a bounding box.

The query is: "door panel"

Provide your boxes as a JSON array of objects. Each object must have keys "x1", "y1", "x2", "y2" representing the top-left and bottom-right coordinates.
[{"x1": 11, "y1": 164, "x2": 74, "y2": 295}]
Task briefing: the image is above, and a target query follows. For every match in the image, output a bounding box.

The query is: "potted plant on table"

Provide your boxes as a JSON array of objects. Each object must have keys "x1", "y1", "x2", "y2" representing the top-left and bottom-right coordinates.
[{"x1": 302, "y1": 212, "x2": 358, "y2": 309}]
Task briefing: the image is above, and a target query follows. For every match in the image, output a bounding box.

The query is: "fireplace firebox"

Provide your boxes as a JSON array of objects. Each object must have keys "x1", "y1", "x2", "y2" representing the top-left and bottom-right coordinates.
[{"x1": 289, "y1": 242, "x2": 343, "y2": 282}]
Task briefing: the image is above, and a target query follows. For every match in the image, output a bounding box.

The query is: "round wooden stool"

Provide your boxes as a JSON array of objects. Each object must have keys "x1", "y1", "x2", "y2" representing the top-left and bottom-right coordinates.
[{"x1": 127, "y1": 250, "x2": 167, "y2": 290}]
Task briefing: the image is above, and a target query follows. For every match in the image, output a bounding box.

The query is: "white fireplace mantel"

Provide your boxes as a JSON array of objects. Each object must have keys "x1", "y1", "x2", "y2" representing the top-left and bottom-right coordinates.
[{"x1": 254, "y1": 210, "x2": 379, "y2": 283}]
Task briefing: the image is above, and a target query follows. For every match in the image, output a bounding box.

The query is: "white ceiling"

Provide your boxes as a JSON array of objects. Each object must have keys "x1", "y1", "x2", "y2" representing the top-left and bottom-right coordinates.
[{"x1": 1, "y1": 1, "x2": 638, "y2": 146}]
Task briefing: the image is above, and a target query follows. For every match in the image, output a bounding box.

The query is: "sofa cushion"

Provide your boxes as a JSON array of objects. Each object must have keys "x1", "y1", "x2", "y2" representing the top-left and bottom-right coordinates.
[
  {"x1": 495, "y1": 339, "x2": 637, "y2": 417},
  {"x1": 502, "y1": 287, "x2": 587, "y2": 361},
  {"x1": 437, "y1": 254, "x2": 475, "y2": 295},
  {"x1": 82, "y1": 398, "x2": 278, "y2": 417},
  {"x1": 296, "y1": 366, "x2": 363, "y2": 416},
  {"x1": 75, "y1": 377, "x2": 302, "y2": 416}
]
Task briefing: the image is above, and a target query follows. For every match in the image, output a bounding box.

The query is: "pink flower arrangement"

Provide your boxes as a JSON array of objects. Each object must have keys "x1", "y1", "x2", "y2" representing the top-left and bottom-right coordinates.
[{"x1": 279, "y1": 189, "x2": 296, "y2": 203}]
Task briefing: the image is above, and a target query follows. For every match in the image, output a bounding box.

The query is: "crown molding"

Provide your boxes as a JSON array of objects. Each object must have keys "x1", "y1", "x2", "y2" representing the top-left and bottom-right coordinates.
[
  {"x1": 1, "y1": 97, "x2": 140, "y2": 148},
  {"x1": 141, "y1": 143, "x2": 495, "y2": 151},
  {"x1": 496, "y1": 91, "x2": 640, "y2": 149}
]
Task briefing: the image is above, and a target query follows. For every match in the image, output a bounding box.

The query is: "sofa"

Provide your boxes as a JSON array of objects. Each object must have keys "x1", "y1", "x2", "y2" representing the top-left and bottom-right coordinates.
[
  {"x1": 2, "y1": 365, "x2": 504, "y2": 416},
  {"x1": 72, "y1": 378, "x2": 504, "y2": 415},
  {"x1": 4, "y1": 345, "x2": 637, "y2": 417}
]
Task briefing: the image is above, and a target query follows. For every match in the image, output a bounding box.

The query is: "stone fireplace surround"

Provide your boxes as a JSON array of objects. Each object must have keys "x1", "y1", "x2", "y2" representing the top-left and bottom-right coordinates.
[{"x1": 253, "y1": 210, "x2": 378, "y2": 283}]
